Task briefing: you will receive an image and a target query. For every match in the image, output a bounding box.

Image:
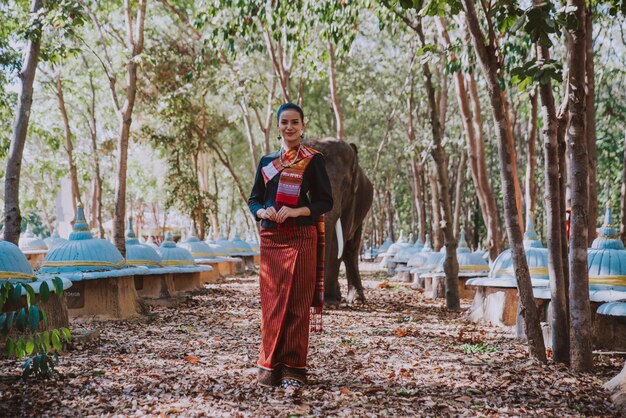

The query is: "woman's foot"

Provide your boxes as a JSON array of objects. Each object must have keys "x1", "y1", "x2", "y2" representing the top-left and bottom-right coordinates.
[{"x1": 280, "y1": 378, "x2": 303, "y2": 394}]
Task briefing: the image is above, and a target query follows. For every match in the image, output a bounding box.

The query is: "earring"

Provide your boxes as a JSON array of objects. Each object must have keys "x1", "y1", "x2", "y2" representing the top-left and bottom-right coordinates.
[{"x1": 300, "y1": 131, "x2": 304, "y2": 139}]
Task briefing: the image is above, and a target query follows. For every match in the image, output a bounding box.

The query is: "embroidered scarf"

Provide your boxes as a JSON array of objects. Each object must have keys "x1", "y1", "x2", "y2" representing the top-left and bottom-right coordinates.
[{"x1": 261, "y1": 144, "x2": 325, "y2": 332}]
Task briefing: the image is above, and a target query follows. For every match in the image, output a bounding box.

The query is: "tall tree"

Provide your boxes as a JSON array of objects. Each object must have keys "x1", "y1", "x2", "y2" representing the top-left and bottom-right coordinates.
[
  {"x1": 585, "y1": 5, "x2": 597, "y2": 245},
  {"x1": 383, "y1": 2, "x2": 460, "y2": 309},
  {"x1": 515, "y1": 0, "x2": 570, "y2": 364},
  {"x1": 3, "y1": 0, "x2": 44, "y2": 244},
  {"x1": 462, "y1": 0, "x2": 547, "y2": 361},
  {"x1": 54, "y1": 65, "x2": 83, "y2": 220},
  {"x1": 566, "y1": 0, "x2": 593, "y2": 372},
  {"x1": 83, "y1": 0, "x2": 148, "y2": 256}
]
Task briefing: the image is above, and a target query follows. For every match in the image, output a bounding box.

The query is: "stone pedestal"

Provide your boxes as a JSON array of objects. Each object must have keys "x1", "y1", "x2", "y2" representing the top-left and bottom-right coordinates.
[
  {"x1": 66, "y1": 276, "x2": 140, "y2": 320},
  {"x1": 135, "y1": 273, "x2": 177, "y2": 299},
  {"x1": 172, "y1": 272, "x2": 203, "y2": 293}
]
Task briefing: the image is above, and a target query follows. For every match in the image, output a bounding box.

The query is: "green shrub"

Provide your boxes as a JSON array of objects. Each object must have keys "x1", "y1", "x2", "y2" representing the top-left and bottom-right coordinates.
[{"x1": 0, "y1": 278, "x2": 71, "y2": 376}]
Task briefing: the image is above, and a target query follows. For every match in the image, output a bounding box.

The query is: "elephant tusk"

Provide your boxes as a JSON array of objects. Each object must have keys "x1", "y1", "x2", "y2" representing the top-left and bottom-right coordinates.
[{"x1": 336, "y1": 219, "x2": 344, "y2": 259}]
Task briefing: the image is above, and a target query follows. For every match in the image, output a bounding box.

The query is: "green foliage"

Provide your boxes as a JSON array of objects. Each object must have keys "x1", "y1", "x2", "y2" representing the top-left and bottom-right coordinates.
[
  {"x1": 460, "y1": 342, "x2": 496, "y2": 354},
  {"x1": 0, "y1": 280, "x2": 71, "y2": 377}
]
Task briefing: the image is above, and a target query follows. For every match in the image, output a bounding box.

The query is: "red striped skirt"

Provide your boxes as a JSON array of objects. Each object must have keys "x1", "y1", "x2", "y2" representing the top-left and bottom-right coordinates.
[{"x1": 257, "y1": 225, "x2": 317, "y2": 387}]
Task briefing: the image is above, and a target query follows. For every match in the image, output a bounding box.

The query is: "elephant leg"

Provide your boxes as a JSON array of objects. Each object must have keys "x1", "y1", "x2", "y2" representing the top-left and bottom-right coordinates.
[
  {"x1": 324, "y1": 228, "x2": 343, "y2": 307},
  {"x1": 343, "y1": 226, "x2": 366, "y2": 304}
]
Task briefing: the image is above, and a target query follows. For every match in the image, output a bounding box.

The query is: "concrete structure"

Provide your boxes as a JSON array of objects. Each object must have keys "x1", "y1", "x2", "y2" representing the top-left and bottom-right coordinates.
[
  {"x1": 157, "y1": 233, "x2": 213, "y2": 294},
  {"x1": 1, "y1": 240, "x2": 71, "y2": 329},
  {"x1": 40, "y1": 206, "x2": 145, "y2": 320},
  {"x1": 466, "y1": 214, "x2": 549, "y2": 327}
]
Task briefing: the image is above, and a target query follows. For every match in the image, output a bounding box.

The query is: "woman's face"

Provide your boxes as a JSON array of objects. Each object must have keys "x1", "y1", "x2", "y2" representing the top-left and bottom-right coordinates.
[{"x1": 278, "y1": 109, "x2": 304, "y2": 148}]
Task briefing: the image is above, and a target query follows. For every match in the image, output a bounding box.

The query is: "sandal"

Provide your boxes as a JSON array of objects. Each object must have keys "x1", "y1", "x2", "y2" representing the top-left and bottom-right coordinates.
[{"x1": 280, "y1": 378, "x2": 303, "y2": 390}]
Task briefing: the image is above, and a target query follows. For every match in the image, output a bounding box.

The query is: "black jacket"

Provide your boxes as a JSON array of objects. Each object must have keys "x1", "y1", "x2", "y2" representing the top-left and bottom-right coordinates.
[{"x1": 248, "y1": 151, "x2": 334, "y2": 228}]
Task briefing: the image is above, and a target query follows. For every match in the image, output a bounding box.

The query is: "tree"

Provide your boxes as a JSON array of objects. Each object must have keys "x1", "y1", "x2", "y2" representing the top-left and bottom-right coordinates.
[
  {"x1": 565, "y1": 0, "x2": 592, "y2": 372},
  {"x1": 3, "y1": 0, "x2": 45, "y2": 244},
  {"x1": 382, "y1": 2, "x2": 461, "y2": 310},
  {"x1": 462, "y1": 0, "x2": 547, "y2": 362},
  {"x1": 513, "y1": 0, "x2": 570, "y2": 364}
]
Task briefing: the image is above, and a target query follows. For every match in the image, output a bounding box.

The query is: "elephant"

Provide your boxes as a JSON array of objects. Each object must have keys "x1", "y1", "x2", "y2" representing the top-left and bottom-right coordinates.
[{"x1": 304, "y1": 137, "x2": 374, "y2": 306}]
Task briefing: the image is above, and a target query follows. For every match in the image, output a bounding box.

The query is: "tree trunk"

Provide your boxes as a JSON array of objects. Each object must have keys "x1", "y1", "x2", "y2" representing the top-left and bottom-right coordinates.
[
  {"x1": 328, "y1": 40, "x2": 345, "y2": 140},
  {"x1": 463, "y1": 0, "x2": 546, "y2": 362},
  {"x1": 239, "y1": 99, "x2": 259, "y2": 173},
  {"x1": 415, "y1": 20, "x2": 459, "y2": 310},
  {"x1": 411, "y1": 157, "x2": 427, "y2": 242},
  {"x1": 536, "y1": 37, "x2": 570, "y2": 365},
  {"x1": 453, "y1": 150, "x2": 467, "y2": 238},
  {"x1": 55, "y1": 68, "x2": 83, "y2": 220},
  {"x1": 429, "y1": 168, "x2": 443, "y2": 250},
  {"x1": 525, "y1": 90, "x2": 538, "y2": 216},
  {"x1": 585, "y1": 8, "x2": 598, "y2": 245},
  {"x1": 112, "y1": 0, "x2": 148, "y2": 257},
  {"x1": 2, "y1": 0, "x2": 43, "y2": 244},
  {"x1": 468, "y1": 70, "x2": 501, "y2": 261},
  {"x1": 621, "y1": 132, "x2": 626, "y2": 244},
  {"x1": 566, "y1": 0, "x2": 593, "y2": 372}
]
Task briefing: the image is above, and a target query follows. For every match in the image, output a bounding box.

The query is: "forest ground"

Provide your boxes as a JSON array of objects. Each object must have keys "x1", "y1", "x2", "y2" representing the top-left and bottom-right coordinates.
[{"x1": 0, "y1": 269, "x2": 623, "y2": 417}]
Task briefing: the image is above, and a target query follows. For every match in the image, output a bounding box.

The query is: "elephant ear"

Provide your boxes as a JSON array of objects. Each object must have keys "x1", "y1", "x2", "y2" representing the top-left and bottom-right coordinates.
[{"x1": 349, "y1": 143, "x2": 358, "y2": 155}]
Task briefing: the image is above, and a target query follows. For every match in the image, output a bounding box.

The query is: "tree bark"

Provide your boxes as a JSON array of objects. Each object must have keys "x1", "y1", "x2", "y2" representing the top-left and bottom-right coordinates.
[
  {"x1": 536, "y1": 35, "x2": 570, "y2": 364},
  {"x1": 55, "y1": 68, "x2": 83, "y2": 220},
  {"x1": 525, "y1": 90, "x2": 538, "y2": 216},
  {"x1": 84, "y1": 58, "x2": 105, "y2": 238},
  {"x1": 3, "y1": 0, "x2": 44, "y2": 244},
  {"x1": 621, "y1": 132, "x2": 626, "y2": 244},
  {"x1": 468, "y1": 70, "x2": 501, "y2": 261},
  {"x1": 328, "y1": 41, "x2": 345, "y2": 140},
  {"x1": 585, "y1": 8, "x2": 598, "y2": 245},
  {"x1": 566, "y1": 0, "x2": 593, "y2": 372},
  {"x1": 112, "y1": 0, "x2": 148, "y2": 257},
  {"x1": 415, "y1": 20, "x2": 459, "y2": 310},
  {"x1": 453, "y1": 150, "x2": 467, "y2": 238},
  {"x1": 463, "y1": 0, "x2": 546, "y2": 362},
  {"x1": 429, "y1": 168, "x2": 443, "y2": 250}
]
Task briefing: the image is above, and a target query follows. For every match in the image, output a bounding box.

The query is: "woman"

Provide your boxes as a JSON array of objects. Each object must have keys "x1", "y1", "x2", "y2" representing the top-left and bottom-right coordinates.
[{"x1": 248, "y1": 103, "x2": 333, "y2": 390}]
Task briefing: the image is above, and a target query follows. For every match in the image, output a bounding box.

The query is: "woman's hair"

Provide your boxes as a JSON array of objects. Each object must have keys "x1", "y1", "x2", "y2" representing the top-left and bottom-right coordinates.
[{"x1": 276, "y1": 102, "x2": 304, "y2": 123}]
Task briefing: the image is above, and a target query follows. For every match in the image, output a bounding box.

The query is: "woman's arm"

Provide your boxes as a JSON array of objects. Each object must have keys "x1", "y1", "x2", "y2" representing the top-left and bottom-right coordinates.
[
  {"x1": 248, "y1": 159, "x2": 266, "y2": 221},
  {"x1": 307, "y1": 153, "x2": 334, "y2": 218}
]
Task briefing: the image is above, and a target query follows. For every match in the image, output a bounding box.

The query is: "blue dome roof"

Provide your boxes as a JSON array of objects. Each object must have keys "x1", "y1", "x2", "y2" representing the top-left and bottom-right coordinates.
[
  {"x1": 216, "y1": 231, "x2": 238, "y2": 255},
  {"x1": 44, "y1": 229, "x2": 68, "y2": 250},
  {"x1": 377, "y1": 235, "x2": 393, "y2": 253},
  {"x1": 205, "y1": 232, "x2": 230, "y2": 257},
  {"x1": 19, "y1": 225, "x2": 48, "y2": 253},
  {"x1": 125, "y1": 218, "x2": 162, "y2": 268},
  {"x1": 597, "y1": 302, "x2": 626, "y2": 317},
  {"x1": 588, "y1": 205, "x2": 626, "y2": 290},
  {"x1": 385, "y1": 232, "x2": 410, "y2": 257},
  {"x1": 41, "y1": 206, "x2": 125, "y2": 273},
  {"x1": 457, "y1": 232, "x2": 472, "y2": 254},
  {"x1": 0, "y1": 240, "x2": 35, "y2": 280},
  {"x1": 246, "y1": 233, "x2": 260, "y2": 253},
  {"x1": 230, "y1": 233, "x2": 256, "y2": 256},
  {"x1": 178, "y1": 229, "x2": 217, "y2": 259},
  {"x1": 157, "y1": 233, "x2": 195, "y2": 267},
  {"x1": 488, "y1": 213, "x2": 548, "y2": 283}
]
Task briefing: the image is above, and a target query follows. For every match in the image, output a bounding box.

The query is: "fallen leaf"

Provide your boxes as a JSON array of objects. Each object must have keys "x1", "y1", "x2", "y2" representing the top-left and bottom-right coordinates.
[{"x1": 184, "y1": 355, "x2": 200, "y2": 363}]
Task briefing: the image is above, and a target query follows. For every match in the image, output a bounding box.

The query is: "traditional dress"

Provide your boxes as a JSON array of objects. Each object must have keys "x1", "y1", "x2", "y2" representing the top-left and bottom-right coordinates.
[{"x1": 248, "y1": 144, "x2": 333, "y2": 386}]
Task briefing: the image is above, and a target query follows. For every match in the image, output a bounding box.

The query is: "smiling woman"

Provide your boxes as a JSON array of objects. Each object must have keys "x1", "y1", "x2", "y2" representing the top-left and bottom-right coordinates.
[{"x1": 248, "y1": 102, "x2": 333, "y2": 391}]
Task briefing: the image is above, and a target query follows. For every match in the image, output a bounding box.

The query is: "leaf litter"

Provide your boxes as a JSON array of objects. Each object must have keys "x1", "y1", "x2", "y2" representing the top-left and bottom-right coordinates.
[{"x1": 0, "y1": 274, "x2": 622, "y2": 417}]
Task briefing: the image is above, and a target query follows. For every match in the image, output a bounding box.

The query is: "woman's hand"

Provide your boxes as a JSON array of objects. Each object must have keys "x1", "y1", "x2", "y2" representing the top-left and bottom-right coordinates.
[
  {"x1": 257, "y1": 206, "x2": 278, "y2": 221},
  {"x1": 275, "y1": 206, "x2": 311, "y2": 224}
]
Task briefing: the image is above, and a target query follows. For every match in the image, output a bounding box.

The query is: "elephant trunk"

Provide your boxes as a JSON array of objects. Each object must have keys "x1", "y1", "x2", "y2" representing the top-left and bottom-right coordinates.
[{"x1": 336, "y1": 218, "x2": 344, "y2": 259}]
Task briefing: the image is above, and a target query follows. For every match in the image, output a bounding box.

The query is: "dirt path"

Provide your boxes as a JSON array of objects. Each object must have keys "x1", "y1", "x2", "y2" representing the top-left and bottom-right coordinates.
[{"x1": 0, "y1": 274, "x2": 622, "y2": 417}]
